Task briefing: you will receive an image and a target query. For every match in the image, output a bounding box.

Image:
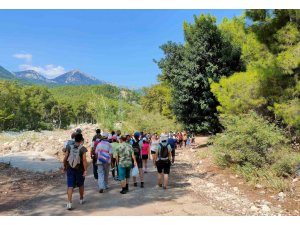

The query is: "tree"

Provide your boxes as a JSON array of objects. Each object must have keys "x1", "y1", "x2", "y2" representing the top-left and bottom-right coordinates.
[{"x1": 156, "y1": 14, "x2": 243, "y2": 133}]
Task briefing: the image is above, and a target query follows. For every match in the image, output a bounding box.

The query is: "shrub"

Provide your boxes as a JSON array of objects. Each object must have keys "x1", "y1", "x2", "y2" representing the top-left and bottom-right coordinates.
[{"x1": 212, "y1": 111, "x2": 287, "y2": 168}]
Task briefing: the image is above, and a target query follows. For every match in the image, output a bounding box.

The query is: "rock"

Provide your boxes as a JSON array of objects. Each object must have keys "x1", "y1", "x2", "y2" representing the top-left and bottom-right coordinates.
[
  {"x1": 250, "y1": 206, "x2": 259, "y2": 212},
  {"x1": 233, "y1": 187, "x2": 239, "y2": 192},
  {"x1": 206, "y1": 183, "x2": 215, "y2": 188},
  {"x1": 292, "y1": 178, "x2": 299, "y2": 182},
  {"x1": 261, "y1": 205, "x2": 271, "y2": 212},
  {"x1": 278, "y1": 192, "x2": 286, "y2": 201},
  {"x1": 259, "y1": 191, "x2": 266, "y2": 195},
  {"x1": 255, "y1": 184, "x2": 263, "y2": 189}
]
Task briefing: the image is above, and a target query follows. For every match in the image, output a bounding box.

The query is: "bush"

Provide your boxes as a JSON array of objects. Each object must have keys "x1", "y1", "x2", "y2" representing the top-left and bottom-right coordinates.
[{"x1": 212, "y1": 111, "x2": 287, "y2": 168}]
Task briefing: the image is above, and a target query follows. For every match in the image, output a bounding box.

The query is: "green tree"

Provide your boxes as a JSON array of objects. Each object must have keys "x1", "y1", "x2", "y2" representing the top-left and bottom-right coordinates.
[{"x1": 157, "y1": 14, "x2": 243, "y2": 133}]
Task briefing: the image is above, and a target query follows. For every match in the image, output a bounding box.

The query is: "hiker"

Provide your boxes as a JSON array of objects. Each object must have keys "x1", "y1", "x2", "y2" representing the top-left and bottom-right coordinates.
[
  {"x1": 177, "y1": 132, "x2": 183, "y2": 149},
  {"x1": 155, "y1": 134, "x2": 172, "y2": 189},
  {"x1": 63, "y1": 133, "x2": 88, "y2": 210},
  {"x1": 168, "y1": 133, "x2": 176, "y2": 164},
  {"x1": 91, "y1": 129, "x2": 102, "y2": 180},
  {"x1": 111, "y1": 135, "x2": 119, "y2": 180},
  {"x1": 183, "y1": 131, "x2": 188, "y2": 148},
  {"x1": 62, "y1": 132, "x2": 77, "y2": 153},
  {"x1": 131, "y1": 132, "x2": 144, "y2": 188},
  {"x1": 116, "y1": 130, "x2": 122, "y2": 142},
  {"x1": 141, "y1": 137, "x2": 150, "y2": 173},
  {"x1": 115, "y1": 135, "x2": 137, "y2": 194},
  {"x1": 75, "y1": 128, "x2": 82, "y2": 134},
  {"x1": 95, "y1": 133, "x2": 112, "y2": 193},
  {"x1": 150, "y1": 133, "x2": 160, "y2": 166}
]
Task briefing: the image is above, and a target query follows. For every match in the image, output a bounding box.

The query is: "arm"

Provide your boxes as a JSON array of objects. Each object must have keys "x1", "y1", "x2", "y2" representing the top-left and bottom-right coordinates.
[
  {"x1": 132, "y1": 153, "x2": 137, "y2": 166},
  {"x1": 63, "y1": 151, "x2": 69, "y2": 171},
  {"x1": 82, "y1": 153, "x2": 88, "y2": 176}
]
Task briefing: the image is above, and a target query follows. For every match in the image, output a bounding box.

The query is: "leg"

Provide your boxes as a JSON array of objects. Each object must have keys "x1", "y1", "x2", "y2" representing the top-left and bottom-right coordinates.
[
  {"x1": 67, "y1": 187, "x2": 73, "y2": 202},
  {"x1": 79, "y1": 186, "x2": 84, "y2": 200},
  {"x1": 97, "y1": 164, "x2": 105, "y2": 191},
  {"x1": 104, "y1": 163, "x2": 110, "y2": 189},
  {"x1": 111, "y1": 158, "x2": 115, "y2": 178},
  {"x1": 157, "y1": 173, "x2": 163, "y2": 186},
  {"x1": 93, "y1": 160, "x2": 98, "y2": 180},
  {"x1": 163, "y1": 174, "x2": 169, "y2": 188}
]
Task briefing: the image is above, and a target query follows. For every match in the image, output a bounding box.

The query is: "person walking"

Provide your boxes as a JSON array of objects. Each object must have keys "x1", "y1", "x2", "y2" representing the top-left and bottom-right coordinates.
[
  {"x1": 150, "y1": 133, "x2": 160, "y2": 166},
  {"x1": 63, "y1": 133, "x2": 88, "y2": 210},
  {"x1": 115, "y1": 135, "x2": 137, "y2": 194},
  {"x1": 111, "y1": 135, "x2": 119, "y2": 180},
  {"x1": 90, "y1": 129, "x2": 102, "y2": 180},
  {"x1": 95, "y1": 133, "x2": 112, "y2": 193},
  {"x1": 141, "y1": 137, "x2": 150, "y2": 173},
  {"x1": 131, "y1": 132, "x2": 144, "y2": 188},
  {"x1": 167, "y1": 133, "x2": 176, "y2": 164},
  {"x1": 155, "y1": 134, "x2": 172, "y2": 189}
]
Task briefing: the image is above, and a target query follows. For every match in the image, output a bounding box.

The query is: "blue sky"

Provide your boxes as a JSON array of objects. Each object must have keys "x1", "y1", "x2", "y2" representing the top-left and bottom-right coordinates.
[{"x1": 0, "y1": 10, "x2": 244, "y2": 88}]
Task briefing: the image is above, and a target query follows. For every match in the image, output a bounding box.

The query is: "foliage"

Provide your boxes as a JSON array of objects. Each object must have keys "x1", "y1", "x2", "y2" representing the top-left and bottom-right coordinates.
[
  {"x1": 141, "y1": 84, "x2": 173, "y2": 119},
  {"x1": 156, "y1": 14, "x2": 243, "y2": 133}
]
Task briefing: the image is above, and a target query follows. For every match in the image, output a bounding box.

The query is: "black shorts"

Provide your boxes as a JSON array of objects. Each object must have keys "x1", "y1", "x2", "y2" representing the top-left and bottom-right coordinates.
[
  {"x1": 151, "y1": 151, "x2": 156, "y2": 154},
  {"x1": 156, "y1": 160, "x2": 171, "y2": 174},
  {"x1": 142, "y1": 155, "x2": 148, "y2": 160},
  {"x1": 132, "y1": 158, "x2": 143, "y2": 169}
]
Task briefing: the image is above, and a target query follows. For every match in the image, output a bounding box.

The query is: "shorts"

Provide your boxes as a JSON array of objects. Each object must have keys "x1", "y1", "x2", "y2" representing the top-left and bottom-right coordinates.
[
  {"x1": 132, "y1": 157, "x2": 143, "y2": 169},
  {"x1": 118, "y1": 165, "x2": 131, "y2": 181},
  {"x1": 142, "y1": 155, "x2": 148, "y2": 160},
  {"x1": 156, "y1": 160, "x2": 171, "y2": 174},
  {"x1": 151, "y1": 150, "x2": 156, "y2": 154},
  {"x1": 67, "y1": 167, "x2": 85, "y2": 188}
]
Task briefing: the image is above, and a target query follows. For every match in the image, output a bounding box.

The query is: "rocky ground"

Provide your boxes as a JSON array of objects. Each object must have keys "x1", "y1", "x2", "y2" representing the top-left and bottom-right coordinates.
[{"x1": 0, "y1": 127, "x2": 299, "y2": 215}]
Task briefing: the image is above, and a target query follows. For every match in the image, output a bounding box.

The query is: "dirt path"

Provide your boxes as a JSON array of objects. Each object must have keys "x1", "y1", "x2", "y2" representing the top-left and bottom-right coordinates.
[
  {"x1": 6, "y1": 148, "x2": 227, "y2": 216},
  {"x1": 1, "y1": 135, "x2": 298, "y2": 216}
]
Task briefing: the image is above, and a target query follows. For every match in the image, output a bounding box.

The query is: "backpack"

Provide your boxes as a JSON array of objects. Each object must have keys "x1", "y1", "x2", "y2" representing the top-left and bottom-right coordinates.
[
  {"x1": 132, "y1": 139, "x2": 141, "y2": 157},
  {"x1": 158, "y1": 143, "x2": 170, "y2": 161},
  {"x1": 98, "y1": 150, "x2": 111, "y2": 164},
  {"x1": 68, "y1": 144, "x2": 82, "y2": 168}
]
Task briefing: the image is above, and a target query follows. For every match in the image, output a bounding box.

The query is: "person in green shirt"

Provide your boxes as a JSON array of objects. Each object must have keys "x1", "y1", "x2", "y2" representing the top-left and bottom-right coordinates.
[
  {"x1": 115, "y1": 135, "x2": 137, "y2": 194},
  {"x1": 111, "y1": 135, "x2": 120, "y2": 180}
]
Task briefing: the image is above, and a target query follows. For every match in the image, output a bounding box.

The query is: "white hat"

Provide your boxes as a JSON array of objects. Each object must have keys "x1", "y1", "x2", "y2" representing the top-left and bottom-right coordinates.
[
  {"x1": 160, "y1": 134, "x2": 168, "y2": 142},
  {"x1": 108, "y1": 134, "x2": 113, "y2": 140},
  {"x1": 102, "y1": 132, "x2": 109, "y2": 139},
  {"x1": 142, "y1": 137, "x2": 147, "y2": 141}
]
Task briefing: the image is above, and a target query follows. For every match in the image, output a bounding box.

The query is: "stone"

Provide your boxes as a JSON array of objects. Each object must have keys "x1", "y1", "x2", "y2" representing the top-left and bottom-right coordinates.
[
  {"x1": 259, "y1": 191, "x2": 266, "y2": 195},
  {"x1": 292, "y1": 178, "x2": 298, "y2": 183},
  {"x1": 233, "y1": 187, "x2": 239, "y2": 192},
  {"x1": 261, "y1": 205, "x2": 271, "y2": 212},
  {"x1": 255, "y1": 184, "x2": 263, "y2": 189},
  {"x1": 250, "y1": 206, "x2": 259, "y2": 212}
]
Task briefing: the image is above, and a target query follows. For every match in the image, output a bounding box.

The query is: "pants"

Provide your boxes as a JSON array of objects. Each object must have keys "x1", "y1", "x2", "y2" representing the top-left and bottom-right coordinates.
[
  {"x1": 97, "y1": 163, "x2": 110, "y2": 190},
  {"x1": 93, "y1": 158, "x2": 98, "y2": 180},
  {"x1": 111, "y1": 157, "x2": 118, "y2": 178}
]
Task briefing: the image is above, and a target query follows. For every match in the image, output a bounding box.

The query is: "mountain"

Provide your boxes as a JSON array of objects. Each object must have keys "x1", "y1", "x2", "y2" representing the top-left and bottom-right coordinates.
[
  {"x1": 14, "y1": 70, "x2": 56, "y2": 84},
  {"x1": 0, "y1": 66, "x2": 16, "y2": 80},
  {"x1": 53, "y1": 70, "x2": 104, "y2": 85}
]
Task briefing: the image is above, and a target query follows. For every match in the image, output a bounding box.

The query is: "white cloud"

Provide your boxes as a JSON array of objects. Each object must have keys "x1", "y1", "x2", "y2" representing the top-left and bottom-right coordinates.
[
  {"x1": 19, "y1": 64, "x2": 66, "y2": 78},
  {"x1": 13, "y1": 53, "x2": 32, "y2": 62}
]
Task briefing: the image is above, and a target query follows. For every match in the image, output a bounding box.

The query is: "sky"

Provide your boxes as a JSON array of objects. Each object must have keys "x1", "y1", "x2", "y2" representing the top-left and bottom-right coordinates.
[{"x1": 0, "y1": 10, "x2": 244, "y2": 88}]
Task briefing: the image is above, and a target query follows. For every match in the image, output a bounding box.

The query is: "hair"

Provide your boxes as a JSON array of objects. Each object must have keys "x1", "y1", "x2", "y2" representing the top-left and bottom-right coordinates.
[
  {"x1": 75, "y1": 133, "x2": 84, "y2": 142},
  {"x1": 96, "y1": 129, "x2": 101, "y2": 134},
  {"x1": 121, "y1": 135, "x2": 127, "y2": 141},
  {"x1": 71, "y1": 132, "x2": 77, "y2": 139},
  {"x1": 111, "y1": 131, "x2": 115, "y2": 136}
]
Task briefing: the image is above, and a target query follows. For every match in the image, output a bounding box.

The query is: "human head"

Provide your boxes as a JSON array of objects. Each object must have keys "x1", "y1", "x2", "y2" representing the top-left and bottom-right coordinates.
[
  {"x1": 102, "y1": 132, "x2": 109, "y2": 139},
  {"x1": 116, "y1": 130, "x2": 121, "y2": 136},
  {"x1": 111, "y1": 131, "x2": 115, "y2": 136},
  {"x1": 96, "y1": 129, "x2": 101, "y2": 134},
  {"x1": 120, "y1": 135, "x2": 127, "y2": 142},
  {"x1": 71, "y1": 132, "x2": 77, "y2": 139},
  {"x1": 160, "y1": 134, "x2": 168, "y2": 143},
  {"x1": 75, "y1": 133, "x2": 84, "y2": 144},
  {"x1": 112, "y1": 135, "x2": 117, "y2": 142},
  {"x1": 75, "y1": 128, "x2": 82, "y2": 134},
  {"x1": 134, "y1": 132, "x2": 140, "y2": 140},
  {"x1": 125, "y1": 134, "x2": 131, "y2": 142},
  {"x1": 142, "y1": 137, "x2": 147, "y2": 143}
]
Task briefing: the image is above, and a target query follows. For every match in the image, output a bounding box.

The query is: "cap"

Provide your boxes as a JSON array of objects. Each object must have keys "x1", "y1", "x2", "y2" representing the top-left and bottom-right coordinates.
[
  {"x1": 134, "y1": 132, "x2": 140, "y2": 138},
  {"x1": 76, "y1": 128, "x2": 82, "y2": 134},
  {"x1": 102, "y1": 132, "x2": 109, "y2": 139}
]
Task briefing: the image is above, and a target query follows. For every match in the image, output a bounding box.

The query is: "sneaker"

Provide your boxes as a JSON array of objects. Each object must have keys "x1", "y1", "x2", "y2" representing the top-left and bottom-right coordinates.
[
  {"x1": 66, "y1": 202, "x2": 72, "y2": 210},
  {"x1": 144, "y1": 171, "x2": 148, "y2": 174},
  {"x1": 99, "y1": 189, "x2": 104, "y2": 193},
  {"x1": 140, "y1": 182, "x2": 144, "y2": 188},
  {"x1": 158, "y1": 184, "x2": 163, "y2": 187},
  {"x1": 163, "y1": 186, "x2": 167, "y2": 190},
  {"x1": 79, "y1": 199, "x2": 84, "y2": 205},
  {"x1": 134, "y1": 182, "x2": 137, "y2": 187},
  {"x1": 120, "y1": 189, "x2": 127, "y2": 194}
]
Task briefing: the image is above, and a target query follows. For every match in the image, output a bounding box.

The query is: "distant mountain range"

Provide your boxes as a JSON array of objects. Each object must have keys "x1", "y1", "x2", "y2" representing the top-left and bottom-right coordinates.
[{"x1": 0, "y1": 65, "x2": 105, "y2": 86}]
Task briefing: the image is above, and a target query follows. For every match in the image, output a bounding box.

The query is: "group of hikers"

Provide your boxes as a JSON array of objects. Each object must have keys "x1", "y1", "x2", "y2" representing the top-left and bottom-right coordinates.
[{"x1": 62, "y1": 128, "x2": 194, "y2": 210}]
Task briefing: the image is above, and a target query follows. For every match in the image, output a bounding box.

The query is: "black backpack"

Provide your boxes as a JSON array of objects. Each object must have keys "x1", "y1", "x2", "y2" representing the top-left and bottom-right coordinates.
[
  {"x1": 132, "y1": 139, "x2": 141, "y2": 157},
  {"x1": 158, "y1": 143, "x2": 169, "y2": 161}
]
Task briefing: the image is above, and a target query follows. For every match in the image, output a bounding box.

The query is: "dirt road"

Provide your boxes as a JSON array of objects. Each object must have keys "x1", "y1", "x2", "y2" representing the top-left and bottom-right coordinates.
[{"x1": 8, "y1": 147, "x2": 226, "y2": 216}]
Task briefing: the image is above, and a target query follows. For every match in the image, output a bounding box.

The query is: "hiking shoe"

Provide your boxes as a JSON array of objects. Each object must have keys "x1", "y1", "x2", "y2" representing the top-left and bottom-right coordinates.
[
  {"x1": 134, "y1": 182, "x2": 137, "y2": 187},
  {"x1": 66, "y1": 202, "x2": 72, "y2": 210},
  {"x1": 120, "y1": 189, "x2": 127, "y2": 194},
  {"x1": 79, "y1": 199, "x2": 84, "y2": 205},
  {"x1": 140, "y1": 182, "x2": 144, "y2": 188},
  {"x1": 99, "y1": 189, "x2": 104, "y2": 193},
  {"x1": 163, "y1": 186, "x2": 167, "y2": 190},
  {"x1": 158, "y1": 184, "x2": 163, "y2": 187}
]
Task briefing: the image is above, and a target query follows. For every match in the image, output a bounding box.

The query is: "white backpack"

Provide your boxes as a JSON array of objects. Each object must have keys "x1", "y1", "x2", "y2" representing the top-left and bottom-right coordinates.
[{"x1": 68, "y1": 144, "x2": 82, "y2": 168}]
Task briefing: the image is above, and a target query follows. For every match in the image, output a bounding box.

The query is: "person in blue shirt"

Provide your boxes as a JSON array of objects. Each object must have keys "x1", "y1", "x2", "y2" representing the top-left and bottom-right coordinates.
[{"x1": 167, "y1": 133, "x2": 176, "y2": 164}]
